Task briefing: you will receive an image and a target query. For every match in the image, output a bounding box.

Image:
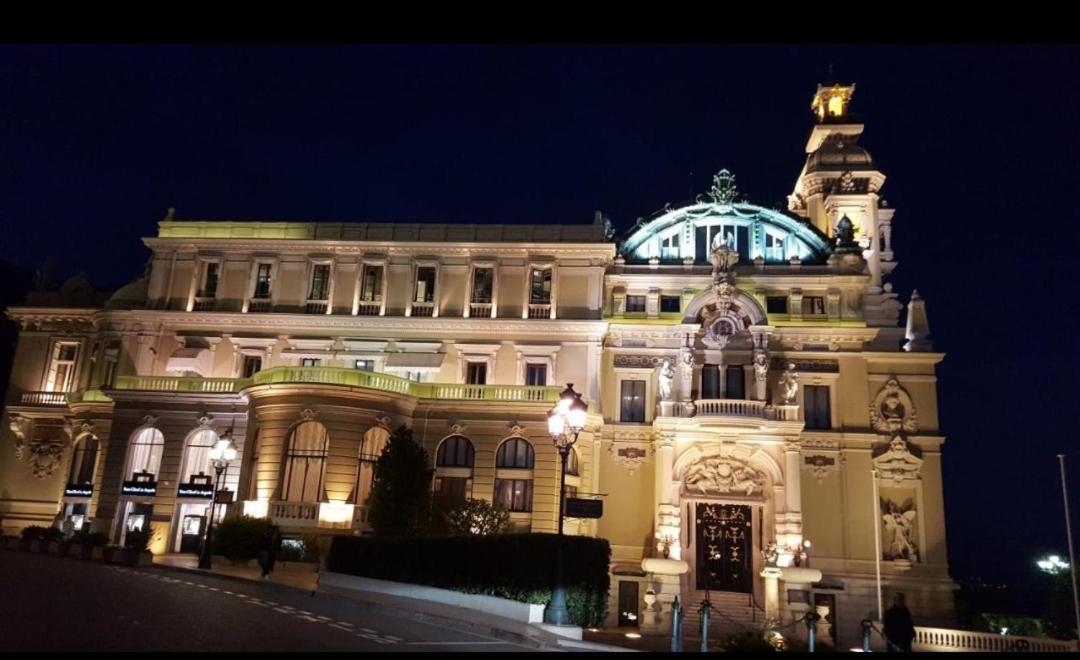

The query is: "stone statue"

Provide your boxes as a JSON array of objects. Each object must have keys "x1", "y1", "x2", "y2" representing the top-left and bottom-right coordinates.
[
  {"x1": 658, "y1": 359, "x2": 674, "y2": 401},
  {"x1": 834, "y1": 214, "x2": 860, "y2": 255},
  {"x1": 684, "y1": 457, "x2": 765, "y2": 496},
  {"x1": 882, "y1": 499, "x2": 919, "y2": 562},
  {"x1": 762, "y1": 540, "x2": 779, "y2": 567},
  {"x1": 753, "y1": 352, "x2": 769, "y2": 381},
  {"x1": 778, "y1": 363, "x2": 799, "y2": 405}
]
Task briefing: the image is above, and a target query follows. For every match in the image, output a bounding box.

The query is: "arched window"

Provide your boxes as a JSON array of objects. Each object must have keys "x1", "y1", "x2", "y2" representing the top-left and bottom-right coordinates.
[
  {"x1": 68, "y1": 434, "x2": 99, "y2": 485},
  {"x1": 355, "y1": 424, "x2": 391, "y2": 508},
  {"x1": 495, "y1": 437, "x2": 534, "y2": 515},
  {"x1": 565, "y1": 447, "x2": 580, "y2": 477},
  {"x1": 126, "y1": 427, "x2": 165, "y2": 481},
  {"x1": 434, "y1": 435, "x2": 474, "y2": 502},
  {"x1": 496, "y1": 437, "x2": 534, "y2": 469},
  {"x1": 280, "y1": 421, "x2": 329, "y2": 503},
  {"x1": 179, "y1": 428, "x2": 219, "y2": 485}
]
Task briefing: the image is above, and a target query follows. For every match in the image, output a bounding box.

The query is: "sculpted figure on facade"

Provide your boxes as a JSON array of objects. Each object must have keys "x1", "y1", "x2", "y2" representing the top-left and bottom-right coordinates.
[
  {"x1": 684, "y1": 456, "x2": 766, "y2": 496},
  {"x1": 778, "y1": 362, "x2": 799, "y2": 405},
  {"x1": 881, "y1": 497, "x2": 919, "y2": 562},
  {"x1": 9, "y1": 414, "x2": 31, "y2": 460},
  {"x1": 870, "y1": 376, "x2": 918, "y2": 434},
  {"x1": 657, "y1": 359, "x2": 675, "y2": 402},
  {"x1": 873, "y1": 435, "x2": 924, "y2": 484},
  {"x1": 29, "y1": 440, "x2": 65, "y2": 479}
]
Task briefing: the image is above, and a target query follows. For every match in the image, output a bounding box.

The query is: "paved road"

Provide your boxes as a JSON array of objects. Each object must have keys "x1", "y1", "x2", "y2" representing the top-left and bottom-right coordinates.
[{"x1": 0, "y1": 551, "x2": 537, "y2": 652}]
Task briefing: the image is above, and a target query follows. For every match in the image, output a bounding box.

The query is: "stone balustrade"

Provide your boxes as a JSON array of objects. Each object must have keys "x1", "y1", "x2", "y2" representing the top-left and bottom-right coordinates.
[
  {"x1": 18, "y1": 391, "x2": 68, "y2": 406},
  {"x1": 113, "y1": 375, "x2": 250, "y2": 394},
  {"x1": 913, "y1": 626, "x2": 1077, "y2": 653}
]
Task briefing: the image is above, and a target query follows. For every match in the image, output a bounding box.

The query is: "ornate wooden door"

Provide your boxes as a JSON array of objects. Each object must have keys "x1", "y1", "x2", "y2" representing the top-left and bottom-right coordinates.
[{"x1": 695, "y1": 503, "x2": 753, "y2": 593}]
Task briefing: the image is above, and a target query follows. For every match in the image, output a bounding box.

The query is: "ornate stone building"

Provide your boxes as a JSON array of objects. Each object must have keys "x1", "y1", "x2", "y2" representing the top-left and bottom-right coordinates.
[{"x1": 0, "y1": 82, "x2": 950, "y2": 646}]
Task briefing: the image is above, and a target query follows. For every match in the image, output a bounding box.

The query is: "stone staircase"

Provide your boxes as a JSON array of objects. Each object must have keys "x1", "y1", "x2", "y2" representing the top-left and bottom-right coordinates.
[{"x1": 680, "y1": 590, "x2": 764, "y2": 641}]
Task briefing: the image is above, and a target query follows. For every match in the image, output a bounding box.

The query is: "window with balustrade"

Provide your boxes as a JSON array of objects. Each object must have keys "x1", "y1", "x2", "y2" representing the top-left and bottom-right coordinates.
[
  {"x1": 68, "y1": 434, "x2": 99, "y2": 486},
  {"x1": 242, "y1": 355, "x2": 262, "y2": 378},
  {"x1": 253, "y1": 263, "x2": 273, "y2": 299},
  {"x1": 620, "y1": 380, "x2": 646, "y2": 423},
  {"x1": 125, "y1": 427, "x2": 165, "y2": 482},
  {"x1": 434, "y1": 435, "x2": 474, "y2": 502},
  {"x1": 725, "y1": 365, "x2": 745, "y2": 399},
  {"x1": 308, "y1": 264, "x2": 331, "y2": 301},
  {"x1": 197, "y1": 261, "x2": 220, "y2": 298},
  {"x1": 529, "y1": 267, "x2": 552, "y2": 304},
  {"x1": 359, "y1": 264, "x2": 383, "y2": 303},
  {"x1": 526, "y1": 363, "x2": 548, "y2": 386},
  {"x1": 281, "y1": 422, "x2": 329, "y2": 503},
  {"x1": 471, "y1": 267, "x2": 493, "y2": 304},
  {"x1": 466, "y1": 362, "x2": 487, "y2": 385},
  {"x1": 414, "y1": 266, "x2": 436, "y2": 303},
  {"x1": 494, "y1": 437, "x2": 535, "y2": 513}
]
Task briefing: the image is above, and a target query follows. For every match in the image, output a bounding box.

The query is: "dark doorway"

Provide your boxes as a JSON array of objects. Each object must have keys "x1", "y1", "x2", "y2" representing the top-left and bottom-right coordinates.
[
  {"x1": 725, "y1": 365, "x2": 745, "y2": 399},
  {"x1": 695, "y1": 503, "x2": 753, "y2": 593},
  {"x1": 180, "y1": 515, "x2": 205, "y2": 554},
  {"x1": 617, "y1": 581, "x2": 640, "y2": 627}
]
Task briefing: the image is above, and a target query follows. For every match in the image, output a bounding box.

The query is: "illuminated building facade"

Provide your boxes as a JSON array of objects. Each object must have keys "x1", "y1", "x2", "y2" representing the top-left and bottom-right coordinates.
[{"x1": 0, "y1": 82, "x2": 951, "y2": 645}]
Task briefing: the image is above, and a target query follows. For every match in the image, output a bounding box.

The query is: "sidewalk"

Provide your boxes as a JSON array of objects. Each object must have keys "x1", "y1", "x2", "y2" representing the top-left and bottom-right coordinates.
[{"x1": 151, "y1": 554, "x2": 634, "y2": 652}]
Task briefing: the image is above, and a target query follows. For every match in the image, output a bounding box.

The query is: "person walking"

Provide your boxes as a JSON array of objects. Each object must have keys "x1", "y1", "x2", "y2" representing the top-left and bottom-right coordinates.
[
  {"x1": 883, "y1": 592, "x2": 916, "y2": 652},
  {"x1": 258, "y1": 525, "x2": 281, "y2": 580}
]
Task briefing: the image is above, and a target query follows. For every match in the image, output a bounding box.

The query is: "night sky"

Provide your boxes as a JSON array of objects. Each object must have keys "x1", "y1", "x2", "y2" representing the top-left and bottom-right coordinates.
[{"x1": 2, "y1": 45, "x2": 1078, "y2": 585}]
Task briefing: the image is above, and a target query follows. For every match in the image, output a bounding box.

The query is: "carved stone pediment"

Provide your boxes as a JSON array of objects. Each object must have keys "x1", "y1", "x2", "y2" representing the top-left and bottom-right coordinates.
[
  {"x1": 873, "y1": 435, "x2": 923, "y2": 484},
  {"x1": 870, "y1": 376, "x2": 918, "y2": 434},
  {"x1": 683, "y1": 455, "x2": 767, "y2": 496}
]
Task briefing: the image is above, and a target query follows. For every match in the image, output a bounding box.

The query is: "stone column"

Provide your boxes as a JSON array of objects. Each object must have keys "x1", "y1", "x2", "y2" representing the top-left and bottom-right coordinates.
[
  {"x1": 779, "y1": 440, "x2": 803, "y2": 548},
  {"x1": 762, "y1": 567, "x2": 783, "y2": 621}
]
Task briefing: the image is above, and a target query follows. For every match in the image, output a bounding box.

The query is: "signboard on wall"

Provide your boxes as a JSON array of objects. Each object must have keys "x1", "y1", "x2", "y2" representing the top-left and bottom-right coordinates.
[
  {"x1": 121, "y1": 481, "x2": 157, "y2": 497},
  {"x1": 177, "y1": 483, "x2": 214, "y2": 499},
  {"x1": 64, "y1": 484, "x2": 93, "y2": 498},
  {"x1": 214, "y1": 489, "x2": 235, "y2": 504},
  {"x1": 565, "y1": 498, "x2": 603, "y2": 519}
]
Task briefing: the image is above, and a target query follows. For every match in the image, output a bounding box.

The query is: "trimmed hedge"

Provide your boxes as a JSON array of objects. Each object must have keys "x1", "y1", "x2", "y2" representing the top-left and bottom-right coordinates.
[
  {"x1": 212, "y1": 515, "x2": 270, "y2": 561},
  {"x1": 328, "y1": 533, "x2": 610, "y2": 628}
]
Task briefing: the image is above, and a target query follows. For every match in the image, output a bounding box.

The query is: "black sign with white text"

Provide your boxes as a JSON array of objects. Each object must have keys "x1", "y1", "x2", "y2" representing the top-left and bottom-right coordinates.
[
  {"x1": 64, "y1": 484, "x2": 93, "y2": 498},
  {"x1": 121, "y1": 481, "x2": 157, "y2": 497},
  {"x1": 177, "y1": 483, "x2": 214, "y2": 499}
]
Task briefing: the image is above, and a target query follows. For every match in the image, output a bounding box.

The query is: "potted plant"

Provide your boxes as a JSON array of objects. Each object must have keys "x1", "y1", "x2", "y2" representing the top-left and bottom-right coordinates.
[
  {"x1": 119, "y1": 529, "x2": 155, "y2": 566},
  {"x1": 68, "y1": 530, "x2": 109, "y2": 560},
  {"x1": 21, "y1": 526, "x2": 62, "y2": 553}
]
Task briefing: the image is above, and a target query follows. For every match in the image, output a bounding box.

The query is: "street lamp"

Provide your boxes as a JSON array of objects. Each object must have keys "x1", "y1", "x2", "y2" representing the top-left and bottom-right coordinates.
[
  {"x1": 544, "y1": 383, "x2": 588, "y2": 626},
  {"x1": 1037, "y1": 555, "x2": 1071, "y2": 575},
  {"x1": 198, "y1": 431, "x2": 238, "y2": 570}
]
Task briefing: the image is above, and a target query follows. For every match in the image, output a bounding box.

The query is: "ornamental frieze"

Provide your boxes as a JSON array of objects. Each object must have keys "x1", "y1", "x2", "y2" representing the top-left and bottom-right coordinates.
[
  {"x1": 802, "y1": 454, "x2": 842, "y2": 484},
  {"x1": 769, "y1": 358, "x2": 839, "y2": 373},
  {"x1": 683, "y1": 455, "x2": 767, "y2": 496},
  {"x1": 613, "y1": 355, "x2": 669, "y2": 368}
]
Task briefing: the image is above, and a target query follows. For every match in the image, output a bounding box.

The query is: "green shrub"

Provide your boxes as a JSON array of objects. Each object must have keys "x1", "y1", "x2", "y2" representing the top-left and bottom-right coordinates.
[
  {"x1": 328, "y1": 533, "x2": 610, "y2": 627},
  {"x1": 124, "y1": 530, "x2": 154, "y2": 552},
  {"x1": 21, "y1": 526, "x2": 63, "y2": 542},
  {"x1": 431, "y1": 498, "x2": 513, "y2": 536},
  {"x1": 212, "y1": 515, "x2": 269, "y2": 561},
  {"x1": 71, "y1": 530, "x2": 109, "y2": 547}
]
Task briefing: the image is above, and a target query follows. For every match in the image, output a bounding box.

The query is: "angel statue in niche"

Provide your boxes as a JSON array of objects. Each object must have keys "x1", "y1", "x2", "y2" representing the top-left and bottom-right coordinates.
[
  {"x1": 658, "y1": 359, "x2": 675, "y2": 402},
  {"x1": 881, "y1": 497, "x2": 919, "y2": 562}
]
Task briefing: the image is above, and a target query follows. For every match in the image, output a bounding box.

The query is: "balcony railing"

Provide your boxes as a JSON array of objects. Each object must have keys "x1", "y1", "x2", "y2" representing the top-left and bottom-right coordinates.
[
  {"x1": 113, "y1": 375, "x2": 251, "y2": 394},
  {"x1": 468, "y1": 302, "x2": 492, "y2": 318},
  {"x1": 305, "y1": 301, "x2": 328, "y2": 314},
  {"x1": 664, "y1": 399, "x2": 799, "y2": 422},
  {"x1": 248, "y1": 299, "x2": 273, "y2": 313},
  {"x1": 67, "y1": 388, "x2": 113, "y2": 404},
  {"x1": 415, "y1": 383, "x2": 559, "y2": 402},
  {"x1": 192, "y1": 297, "x2": 216, "y2": 311},
  {"x1": 356, "y1": 301, "x2": 381, "y2": 316},
  {"x1": 411, "y1": 302, "x2": 435, "y2": 317},
  {"x1": 19, "y1": 391, "x2": 68, "y2": 406},
  {"x1": 527, "y1": 303, "x2": 551, "y2": 319},
  {"x1": 269, "y1": 501, "x2": 319, "y2": 528},
  {"x1": 913, "y1": 626, "x2": 1077, "y2": 653}
]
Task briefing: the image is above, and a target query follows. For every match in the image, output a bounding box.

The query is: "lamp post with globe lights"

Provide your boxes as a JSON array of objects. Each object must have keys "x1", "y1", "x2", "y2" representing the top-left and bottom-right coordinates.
[
  {"x1": 198, "y1": 432, "x2": 238, "y2": 570},
  {"x1": 544, "y1": 383, "x2": 588, "y2": 626}
]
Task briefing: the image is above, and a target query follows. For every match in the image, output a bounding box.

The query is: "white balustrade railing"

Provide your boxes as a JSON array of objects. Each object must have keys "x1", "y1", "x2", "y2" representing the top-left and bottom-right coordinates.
[
  {"x1": 192, "y1": 297, "x2": 216, "y2": 311},
  {"x1": 248, "y1": 299, "x2": 273, "y2": 313},
  {"x1": 695, "y1": 399, "x2": 768, "y2": 417},
  {"x1": 356, "y1": 301, "x2": 381, "y2": 316},
  {"x1": 527, "y1": 303, "x2": 551, "y2": 319},
  {"x1": 305, "y1": 301, "x2": 328, "y2": 314},
  {"x1": 114, "y1": 375, "x2": 249, "y2": 393},
  {"x1": 19, "y1": 391, "x2": 68, "y2": 406},
  {"x1": 269, "y1": 501, "x2": 320, "y2": 528},
  {"x1": 410, "y1": 302, "x2": 435, "y2": 317},
  {"x1": 468, "y1": 302, "x2": 492, "y2": 318},
  {"x1": 913, "y1": 626, "x2": 1077, "y2": 653}
]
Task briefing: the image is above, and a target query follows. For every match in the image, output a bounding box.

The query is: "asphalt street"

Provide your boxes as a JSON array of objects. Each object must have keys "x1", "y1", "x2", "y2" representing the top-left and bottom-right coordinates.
[{"x1": 0, "y1": 551, "x2": 538, "y2": 652}]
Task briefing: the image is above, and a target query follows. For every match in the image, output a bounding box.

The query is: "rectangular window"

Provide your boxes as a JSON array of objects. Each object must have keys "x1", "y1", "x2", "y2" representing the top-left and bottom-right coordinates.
[
  {"x1": 242, "y1": 356, "x2": 262, "y2": 378},
  {"x1": 620, "y1": 380, "x2": 646, "y2": 423},
  {"x1": 471, "y1": 267, "x2": 494, "y2": 303},
  {"x1": 360, "y1": 264, "x2": 383, "y2": 302},
  {"x1": 660, "y1": 295, "x2": 681, "y2": 313},
  {"x1": 102, "y1": 358, "x2": 118, "y2": 388},
  {"x1": 804, "y1": 385, "x2": 832, "y2": 430},
  {"x1": 199, "y1": 262, "x2": 220, "y2": 298},
  {"x1": 701, "y1": 364, "x2": 720, "y2": 399},
  {"x1": 695, "y1": 226, "x2": 709, "y2": 262},
  {"x1": 308, "y1": 264, "x2": 331, "y2": 301},
  {"x1": 803, "y1": 296, "x2": 826, "y2": 316},
  {"x1": 354, "y1": 359, "x2": 375, "y2": 372},
  {"x1": 661, "y1": 234, "x2": 680, "y2": 260},
  {"x1": 725, "y1": 365, "x2": 745, "y2": 399},
  {"x1": 466, "y1": 362, "x2": 487, "y2": 385},
  {"x1": 766, "y1": 296, "x2": 789, "y2": 314},
  {"x1": 253, "y1": 263, "x2": 272, "y2": 299},
  {"x1": 414, "y1": 266, "x2": 436, "y2": 303},
  {"x1": 736, "y1": 226, "x2": 750, "y2": 262},
  {"x1": 301, "y1": 358, "x2": 321, "y2": 367},
  {"x1": 530, "y1": 268, "x2": 552, "y2": 304},
  {"x1": 46, "y1": 342, "x2": 79, "y2": 392},
  {"x1": 525, "y1": 363, "x2": 547, "y2": 386},
  {"x1": 626, "y1": 295, "x2": 646, "y2": 313},
  {"x1": 434, "y1": 476, "x2": 471, "y2": 502},
  {"x1": 494, "y1": 478, "x2": 533, "y2": 512}
]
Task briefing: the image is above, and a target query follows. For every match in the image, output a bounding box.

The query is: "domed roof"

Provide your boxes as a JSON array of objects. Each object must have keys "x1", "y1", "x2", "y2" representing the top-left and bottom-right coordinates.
[
  {"x1": 805, "y1": 133, "x2": 875, "y2": 174},
  {"x1": 104, "y1": 276, "x2": 148, "y2": 310}
]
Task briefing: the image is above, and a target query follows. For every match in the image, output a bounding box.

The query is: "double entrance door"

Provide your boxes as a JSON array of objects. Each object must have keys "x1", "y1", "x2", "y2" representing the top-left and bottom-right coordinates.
[{"x1": 694, "y1": 502, "x2": 753, "y2": 593}]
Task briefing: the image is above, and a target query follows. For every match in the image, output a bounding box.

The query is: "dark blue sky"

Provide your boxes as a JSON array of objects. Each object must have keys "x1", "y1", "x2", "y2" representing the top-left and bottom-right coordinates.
[{"x1": 2, "y1": 44, "x2": 1078, "y2": 582}]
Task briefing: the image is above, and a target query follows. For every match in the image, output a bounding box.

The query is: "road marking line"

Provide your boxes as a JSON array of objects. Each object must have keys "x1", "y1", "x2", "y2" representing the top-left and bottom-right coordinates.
[
  {"x1": 335, "y1": 621, "x2": 354, "y2": 627},
  {"x1": 274, "y1": 607, "x2": 293, "y2": 614},
  {"x1": 296, "y1": 615, "x2": 320, "y2": 623},
  {"x1": 329, "y1": 624, "x2": 353, "y2": 632},
  {"x1": 406, "y1": 641, "x2": 507, "y2": 645},
  {"x1": 316, "y1": 615, "x2": 331, "y2": 621},
  {"x1": 359, "y1": 628, "x2": 376, "y2": 634},
  {"x1": 234, "y1": 594, "x2": 247, "y2": 598}
]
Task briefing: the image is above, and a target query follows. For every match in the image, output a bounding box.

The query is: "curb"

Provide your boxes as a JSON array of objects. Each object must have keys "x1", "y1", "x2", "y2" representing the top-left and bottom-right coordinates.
[{"x1": 148, "y1": 562, "x2": 563, "y2": 651}]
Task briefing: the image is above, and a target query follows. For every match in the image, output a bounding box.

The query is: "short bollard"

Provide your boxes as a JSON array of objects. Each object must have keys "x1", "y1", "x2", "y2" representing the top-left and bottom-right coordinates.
[
  {"x1": 861, "y1": 619, "x2": 873, "y2": 653},
  {"x1": 805, "y1": 611, "x2": 821, "y2": 652},
  {"x1": 699, "y1": 598, "x2": 710, "y2": 653},
  {"x1": 670, "y1": 596, "x2": 683, "y2": 653}
]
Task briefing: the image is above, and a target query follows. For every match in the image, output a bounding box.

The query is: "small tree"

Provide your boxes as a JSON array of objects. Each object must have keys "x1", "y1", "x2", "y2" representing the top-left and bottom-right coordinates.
[
  {"x1": 367, "y1": 425, "x2": 433, "y2": 537},
  {"x1": 437, "y1": 498, "x2": 513, "y2": 536}
]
